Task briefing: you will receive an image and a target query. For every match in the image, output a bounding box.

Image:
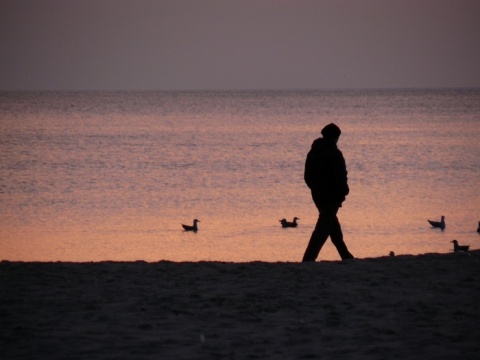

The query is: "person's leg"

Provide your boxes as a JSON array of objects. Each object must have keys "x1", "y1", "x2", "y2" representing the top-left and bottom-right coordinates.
[
  {"x1": 302, "y1": 207, "x2": 337, "y2": 262},
  {"x1": 330, "y1": 215, "x2": 354, "y2": 260}
]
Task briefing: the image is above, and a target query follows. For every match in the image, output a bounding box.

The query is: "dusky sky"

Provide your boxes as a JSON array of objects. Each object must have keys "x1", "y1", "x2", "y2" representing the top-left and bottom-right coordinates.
[{"x1": 1, "y1": 0, "x2": 479, "y2": 91}]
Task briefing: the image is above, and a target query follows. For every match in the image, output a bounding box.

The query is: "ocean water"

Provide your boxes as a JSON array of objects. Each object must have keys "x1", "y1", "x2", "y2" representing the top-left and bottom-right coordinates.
[{"x1": 1, "y1": 89, "x2": 479, "y2": 262}]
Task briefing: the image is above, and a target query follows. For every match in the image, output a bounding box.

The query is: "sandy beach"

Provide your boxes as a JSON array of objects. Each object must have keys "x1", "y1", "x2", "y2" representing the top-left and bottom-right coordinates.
[{"x1": 1, "y1": 251, "x2": 479, "y2": 359}]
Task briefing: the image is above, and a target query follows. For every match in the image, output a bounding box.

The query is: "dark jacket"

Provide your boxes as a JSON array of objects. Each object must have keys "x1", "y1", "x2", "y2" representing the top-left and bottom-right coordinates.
[{"x1": 304, "y1": 137, "x2": 349, "y2": 207}]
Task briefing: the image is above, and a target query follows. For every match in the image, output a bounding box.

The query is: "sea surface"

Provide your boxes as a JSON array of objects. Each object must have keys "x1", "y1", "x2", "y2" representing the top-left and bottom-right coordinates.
[{"x1": 1, "y1": 89, "x2": 479, "y2": 262}]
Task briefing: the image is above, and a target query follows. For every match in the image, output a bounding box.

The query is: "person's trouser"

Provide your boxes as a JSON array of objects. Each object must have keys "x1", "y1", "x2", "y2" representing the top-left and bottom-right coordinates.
[{"x1": 302, "y1": 205, "x2": 353, "y2": 262}]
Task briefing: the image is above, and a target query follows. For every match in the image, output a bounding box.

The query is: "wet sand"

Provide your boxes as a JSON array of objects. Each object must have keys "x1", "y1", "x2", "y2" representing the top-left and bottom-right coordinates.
[{"x1": 1, "y1": 251, "x2": 479, "y2": 359}]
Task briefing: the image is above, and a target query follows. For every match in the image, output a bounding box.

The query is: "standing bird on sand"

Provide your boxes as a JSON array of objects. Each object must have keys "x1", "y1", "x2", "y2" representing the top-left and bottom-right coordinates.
[
  {"x1": 428, "y1": 216, "x2": 445, "y2": 231},
  {"x1": 182, "y1": 219, "x2": 200, "y2": 232},
  {"x1": 280, "y1": 217, "x2": 300, "y2": 228},
  {"x1": 451, "y1": 239, "x2": 470, "y2": 252}
]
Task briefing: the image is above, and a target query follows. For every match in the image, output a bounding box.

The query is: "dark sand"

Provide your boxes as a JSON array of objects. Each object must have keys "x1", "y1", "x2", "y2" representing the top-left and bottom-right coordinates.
[{"x1": 1, "y1": 251, "x2": 479, "y2": 359}]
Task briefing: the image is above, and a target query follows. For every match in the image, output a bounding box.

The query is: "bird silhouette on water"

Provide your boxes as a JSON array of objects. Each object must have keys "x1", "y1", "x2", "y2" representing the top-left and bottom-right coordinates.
[
  {"x1": 182, "y1": 219, "x2": 200, "y2": 232},
  {"x1": 280, "y1": 217, "x2": 300, "y2": 228},
  {"x1": 451, "y1": 239, "x2": 469, "y2": 252},
  {"x1": 428, "y1": 215, "x2": 445, "y2": 230}
]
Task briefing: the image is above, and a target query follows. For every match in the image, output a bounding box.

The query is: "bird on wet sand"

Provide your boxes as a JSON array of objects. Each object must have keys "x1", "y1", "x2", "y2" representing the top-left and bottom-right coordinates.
[
  {"x1": 451, "y1": 239, "x2": 469, "y2": 252},
  {"x1": 182, "y1": 219, "x2": 200, "y2": 232},
  {"x1": 428, "y1": 215, "x2": 445, "y2": 230},
  {"x1": 280, "y1": 217, "x2": 300, "y2": 228}
]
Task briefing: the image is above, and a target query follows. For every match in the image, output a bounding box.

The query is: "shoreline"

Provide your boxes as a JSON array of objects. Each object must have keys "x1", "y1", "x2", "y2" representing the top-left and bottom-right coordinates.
[
  {"x1": 1, "y1": 251, "x2": 479, "y2": 359},
  {"x1": 1, "y1": 248, "x2": 476, "y2": 265}
]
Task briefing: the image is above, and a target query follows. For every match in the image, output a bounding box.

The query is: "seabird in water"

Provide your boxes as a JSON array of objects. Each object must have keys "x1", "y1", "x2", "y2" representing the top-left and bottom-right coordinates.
[
  {"x1": 451, "y1": 239, "x2": 469, "y2": 252},
  {"x1": 182, "y1": 219, "x2": 200, "y2": 232},
  {"x1": 280, "y1": 217, "x2": 300, "y2": 228},
  {"x1": 428, "y1": 215, "x2": 445, "y2": 230}
]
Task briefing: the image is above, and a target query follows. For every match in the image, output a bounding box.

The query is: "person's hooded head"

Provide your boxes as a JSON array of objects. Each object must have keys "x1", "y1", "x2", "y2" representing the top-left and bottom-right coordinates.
[{"x1": 321, "y1": 123, "x2": 341, "y2": 140}]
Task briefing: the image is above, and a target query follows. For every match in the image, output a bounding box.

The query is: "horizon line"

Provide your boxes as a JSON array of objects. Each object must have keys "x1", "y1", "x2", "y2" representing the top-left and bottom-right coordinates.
[{"x1": 1, "y1": 86, "x2": 480, "y2": 94}]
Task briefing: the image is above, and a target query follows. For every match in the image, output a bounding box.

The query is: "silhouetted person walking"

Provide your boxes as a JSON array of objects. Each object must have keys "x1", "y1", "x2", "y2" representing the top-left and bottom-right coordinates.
[{"x1": 302, "y1": 123, "x2": 354, "y2": 261}]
